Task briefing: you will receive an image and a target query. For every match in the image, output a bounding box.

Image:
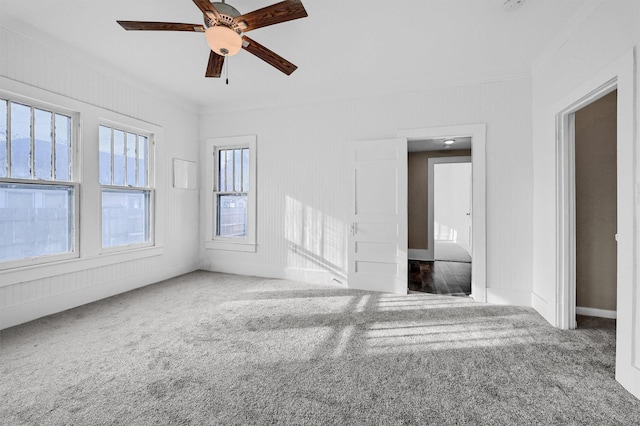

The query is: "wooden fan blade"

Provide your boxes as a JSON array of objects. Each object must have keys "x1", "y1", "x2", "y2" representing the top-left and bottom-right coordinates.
[
  {"x1": 241, "y1": 36, "x2": 297, "y2": 75},
  {"x1": 193, "y1": 0, "x2": 220, "y2": 22},
  {"x1": 117, "y1": 21, "x2": 205, "y2": 32},
  {"x1": 206, "y1": 51, "x2": 225, "y2": 78},
  {"x1": 235, "y1": 0, "x2": 307, "y2": 32}
]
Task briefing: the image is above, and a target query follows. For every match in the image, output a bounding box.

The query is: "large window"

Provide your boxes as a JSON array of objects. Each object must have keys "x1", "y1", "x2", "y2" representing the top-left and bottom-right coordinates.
[
  {"x1": 206, "y1": 135, "x2": 256, "y2": 252},
  {"x1": 0, "y1": 98, "x2": 76, "y2": 265},
  {"x1": 99, "y1": 125, "x2": 153, "y2": 249}
]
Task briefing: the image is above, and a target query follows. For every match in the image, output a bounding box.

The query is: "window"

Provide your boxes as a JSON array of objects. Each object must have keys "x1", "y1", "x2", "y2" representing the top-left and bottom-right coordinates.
[
  {"x1": 215, "y1": 147, "x2": 249, "y2": 237},
  {"x1": 99, "y1": 124, "x2": 153, "y2": 250},
  {"x1": 206, "y1": 135, "x2": 256, "y2": 252},
  {"x1": 0, "y1": 97, "x2": 77, "y2": 265}
]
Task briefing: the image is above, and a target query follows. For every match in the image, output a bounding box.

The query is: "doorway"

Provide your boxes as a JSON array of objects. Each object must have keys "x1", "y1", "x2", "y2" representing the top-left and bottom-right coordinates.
[
  {"x1": 553, "y1": 50, "x2": 638, "y2": 398},
  {"x1": 574, "y1": 90, "x2": 617, "y2": 327},
  {"x1": 398, "y1": 124, "x2": 486, "y2": 301},
  {"x1": 407, "y1": 142, "x2": 472, "y2": 296}
]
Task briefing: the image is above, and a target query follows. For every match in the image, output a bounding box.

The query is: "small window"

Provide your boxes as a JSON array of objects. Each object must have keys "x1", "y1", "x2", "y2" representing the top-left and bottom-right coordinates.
[
  {"x1": 0, "y1": 97, "x2": 76, "y2": 266},
  {"x1": 215, "y1": 147, "x2": 249, "y2": 238},
  {"x1": 99, "y1": 124, "x2": 153, "y2": 250},
  {"x1": 206, "y1": 135, "x2": 256, "y2": 252}
]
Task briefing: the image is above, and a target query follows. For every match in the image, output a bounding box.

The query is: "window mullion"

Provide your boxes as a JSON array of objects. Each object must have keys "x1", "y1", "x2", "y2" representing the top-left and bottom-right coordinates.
[
  {"x1": 135, "y1": 135, "x2": 139, "y2": 187},
  {"x1": 29, "y1": 106, "x2": 35, "y2": 179},
  {"x1": 123, "y1": 132, "x2": 127, "y2": 186},
  {"x1": 110, "y1": 128, "x2": 114, "y2": 185},
  {"x1": 233, "y1": 149, "x2": 237, "y2": 193},
  {"x1": 6, "y1": 102, "x2": 11, "y2": 178},
  {"x1": 50, "y1": 112, "x2": 56, "y2": 180}
]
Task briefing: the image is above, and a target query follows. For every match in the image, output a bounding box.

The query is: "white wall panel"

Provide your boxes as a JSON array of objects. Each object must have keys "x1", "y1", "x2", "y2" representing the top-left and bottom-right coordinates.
[
  {"x1": 0, "y1": 25, "x2": 200, "y2": 329},
  {"x1": 481, "y1": 79, "x2": 533, "y2": 293},
  {"x1": 199, "y1": 78, "x2": 534, "y2": 300}
]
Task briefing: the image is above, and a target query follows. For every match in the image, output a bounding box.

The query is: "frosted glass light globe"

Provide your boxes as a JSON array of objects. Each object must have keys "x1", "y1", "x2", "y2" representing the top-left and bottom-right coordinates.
[{"x1": 205, "y1": 26, "x2": 242, "y2": 56}]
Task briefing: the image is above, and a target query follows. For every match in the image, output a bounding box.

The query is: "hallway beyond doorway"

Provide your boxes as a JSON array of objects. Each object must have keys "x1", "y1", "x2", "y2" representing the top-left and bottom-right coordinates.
[
  {"x1": 434, "y1": 240, "x2": 471, "y2": 262},
  {"x1": 409, "y1": 260, "x2": 471, "y2": 296}
]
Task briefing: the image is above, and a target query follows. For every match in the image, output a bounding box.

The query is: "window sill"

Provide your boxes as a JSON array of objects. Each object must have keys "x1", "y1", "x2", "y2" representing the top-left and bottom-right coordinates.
[
  {"x1": 0, "y1": 246, "x2": 164, "y2": 287},
  {"x1": 100, "y1": 241, "x2": 155, "y2": 255},
  {"x1": 205, "y1": 240, "x2": 256, "y2": 253}
]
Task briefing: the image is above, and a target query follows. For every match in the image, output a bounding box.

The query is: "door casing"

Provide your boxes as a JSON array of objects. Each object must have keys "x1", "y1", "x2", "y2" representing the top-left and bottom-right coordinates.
[
  {"x1": 553, "y1": 49, "x2": 638, "y2": 398},
  {"x1": 398, "y1": 124, "x2": 486, "y2": 302}
]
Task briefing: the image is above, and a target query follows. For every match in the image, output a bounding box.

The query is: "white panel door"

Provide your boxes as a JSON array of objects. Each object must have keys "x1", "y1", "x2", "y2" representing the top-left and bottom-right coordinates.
[{"x1": 348, "y1": 138, "x2": 407, "y2": 294}]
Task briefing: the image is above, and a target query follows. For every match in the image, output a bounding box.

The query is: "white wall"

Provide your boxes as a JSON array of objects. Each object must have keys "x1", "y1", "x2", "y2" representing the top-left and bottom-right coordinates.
[
  {"x1": 0, "y1": 25, "x2": 200, "y2": 329},
  {"x1": 531, "y1": 0, "x2": 640, "y2": 323},
  {"x1": 530, "y1": 0, "x2": 640, "y2": 398},
  {"x1": 199, "y1": 77, "x2": 533, "y2": 304}
]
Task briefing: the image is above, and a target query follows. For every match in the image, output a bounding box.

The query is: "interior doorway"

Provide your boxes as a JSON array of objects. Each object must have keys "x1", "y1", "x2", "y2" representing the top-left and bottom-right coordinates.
[
  {"x1": 407, "y1": 140, "x2": 472, "y2": 296},
  {"x1": 398, "y1": 124, "x2": 487, "y2": 302},
  {"x1": 553, "y1": 50, "x2": 638, "y2": 398},
  {"x1": 573, "y1": 90, "x2": 617, "y2": 327}
]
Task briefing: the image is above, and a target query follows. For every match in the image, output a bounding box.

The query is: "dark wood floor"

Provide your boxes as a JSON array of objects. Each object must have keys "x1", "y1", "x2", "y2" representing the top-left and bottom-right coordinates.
[
  {"x1": 409, "y1": 260, "x2": 471, "y2": 296},
  {"x1": 576, "y1": 314, "x2": 616, "y2": 330}
]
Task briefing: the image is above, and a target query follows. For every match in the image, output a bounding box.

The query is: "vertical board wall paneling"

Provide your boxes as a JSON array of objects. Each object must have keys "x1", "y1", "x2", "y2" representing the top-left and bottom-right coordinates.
[
  {"x1": 481, "y1": 79, "x2": 533, "y2": 306},
  {"x1": 0, "y1": 25, "x2": 200, "y2": 329},
  {"x1": 200, "y1": 78, "x2": 534, "y2": 301}
]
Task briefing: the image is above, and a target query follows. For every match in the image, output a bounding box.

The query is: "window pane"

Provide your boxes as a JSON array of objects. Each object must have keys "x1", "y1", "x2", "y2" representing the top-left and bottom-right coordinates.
[
  {"x1": 0, "y1": 183, "x2": 74, "y2": 262},
  {"x1": 34, "y1": 108, "x2": 52, "y2": 180},
  {"x1": 102, "y1": 189, "x2": 150, "y2": 248},
  {"x1": 10, "y1": 102, "x2": 31, "y2": 179},
  {"x1": 126, "y1": 132, "x2": 137, "y2": 186},
  {"x1": 55, "y1": 114, "x2": 71, "y2": 181},
  {"x1": 242, "y1": 148, "x2": 249, "y2": 192},
  {"x1": 99, "y1": 125, "x2": 111, "y2": 185},
  {"x1": 218, "y1": 150, "x2": 227, "y2": 191},
  {"x1": 138, "y1": 136, "x2": 147, "y2": 188},
  {"x1": 216, "y1": 194, "x2": 247, "y2": 237},
  {"x1": 234, "y1": 149, "x2": 242, "y2": 192},
  {"x1": 113, "y1": 130, "x2": 125, "y2": 186},
  {"x1": 0, "y1": 100, "x2": 7, "y2": 178},
  {"x1": 225, "y1": 149, "x2": 233, "y2": 192}
]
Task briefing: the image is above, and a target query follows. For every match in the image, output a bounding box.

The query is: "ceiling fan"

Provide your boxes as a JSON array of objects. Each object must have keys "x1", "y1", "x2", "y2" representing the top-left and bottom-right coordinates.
[{"x1": 117, "y1": 0, "x2": 308, "y2": 78}]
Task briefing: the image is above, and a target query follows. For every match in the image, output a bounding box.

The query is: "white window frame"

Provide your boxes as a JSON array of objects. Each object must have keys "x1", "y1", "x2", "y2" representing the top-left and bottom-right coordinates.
[
  {"x1": 98, "y1": 121, "x2": 155, "y2": 253},
  {"x1": 205, "y1": 135, "x2": 257, "y2": 252},
  {"x1": 0, "y1": 94, "x2": 80, "y2": 270}
]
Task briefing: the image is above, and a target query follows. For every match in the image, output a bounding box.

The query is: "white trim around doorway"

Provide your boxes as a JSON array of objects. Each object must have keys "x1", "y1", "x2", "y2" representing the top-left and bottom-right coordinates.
[
  {"x1": 553, "y1": 48, "x2": 638, "y2": 398},
  {"x1": 398, "y1": 124, "x2": 486, "y2": 303}
]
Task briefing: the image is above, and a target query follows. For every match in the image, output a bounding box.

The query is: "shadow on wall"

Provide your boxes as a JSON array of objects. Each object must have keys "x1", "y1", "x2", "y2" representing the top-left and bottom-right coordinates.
[{"x1": 285, "y1": 195, "x2": 347, "y2": 280}]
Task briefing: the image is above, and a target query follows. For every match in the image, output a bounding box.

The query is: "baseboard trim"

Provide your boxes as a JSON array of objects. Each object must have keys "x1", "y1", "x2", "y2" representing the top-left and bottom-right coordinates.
[
  {"x1": 203, "y1": 261, "x2": 346, "y2": 287},
  {"x1": 408, "y1": 249, "x2": 433, "y2": 261},
  {"x1": 0, "y1": 265, "x2": 197, "y2": 330},
  {"x1": 576, "y1": 306, "x2": 617, "y2": 319},
  {"x1": 486, "y1": 288, "x2": 530, "y2": 307}
]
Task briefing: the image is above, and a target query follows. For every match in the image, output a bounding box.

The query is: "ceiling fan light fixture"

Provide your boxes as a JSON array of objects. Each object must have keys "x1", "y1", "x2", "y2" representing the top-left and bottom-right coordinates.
[{"x1": 205, "y1": 26, "x2": 242, "y2": 56}]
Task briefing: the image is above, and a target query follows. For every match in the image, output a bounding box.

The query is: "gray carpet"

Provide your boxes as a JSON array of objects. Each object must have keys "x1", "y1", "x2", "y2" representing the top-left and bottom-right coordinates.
[
  {"x1": 1, "y1": 271, "x2": 639, "y2": 425},
  {"x1": 434, "y1": 240, "x2": 471, "y2": 263}
]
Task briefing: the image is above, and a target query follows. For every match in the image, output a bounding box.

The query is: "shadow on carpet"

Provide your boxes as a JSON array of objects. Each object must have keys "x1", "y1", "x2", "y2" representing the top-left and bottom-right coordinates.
[{"x1": 1, "y1": 271, "x2": 638, "y2": 425}]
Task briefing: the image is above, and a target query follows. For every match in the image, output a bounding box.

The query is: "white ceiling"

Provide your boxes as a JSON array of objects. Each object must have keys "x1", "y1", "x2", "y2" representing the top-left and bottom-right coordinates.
[{"x1": 0, "y1": 0, "x2": 601, "y2": 111}]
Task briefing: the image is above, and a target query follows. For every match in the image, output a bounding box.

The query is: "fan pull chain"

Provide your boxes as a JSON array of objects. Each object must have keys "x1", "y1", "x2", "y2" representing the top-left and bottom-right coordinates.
[{"x1": 225, "y1": 56, "x2": 229, "y2": 85}]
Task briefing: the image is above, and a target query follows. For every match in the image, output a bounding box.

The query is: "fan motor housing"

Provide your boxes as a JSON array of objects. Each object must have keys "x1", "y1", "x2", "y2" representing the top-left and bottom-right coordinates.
[{"x1": 204, "y1": 2, "x2": 242, "y2": 30}]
